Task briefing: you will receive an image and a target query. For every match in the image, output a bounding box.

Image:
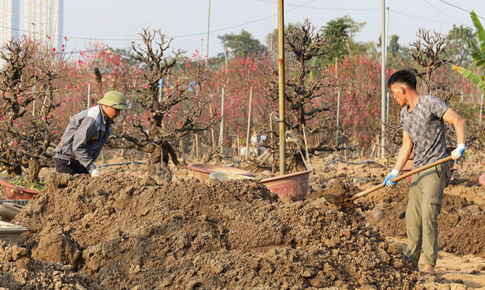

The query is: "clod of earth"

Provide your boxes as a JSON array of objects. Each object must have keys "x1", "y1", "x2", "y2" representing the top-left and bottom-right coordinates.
[{"x1": 323, "y1": 179, "x2": 359, "y2": 209}]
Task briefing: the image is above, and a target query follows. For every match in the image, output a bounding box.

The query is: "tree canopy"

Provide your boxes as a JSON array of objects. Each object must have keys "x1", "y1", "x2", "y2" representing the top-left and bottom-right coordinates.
[
  {"x1": 217, "y1": 29, "x2": 266, "y2": 58},
  {"x1": 446, "y1": 24, "x2": 477, "y2": 66}
]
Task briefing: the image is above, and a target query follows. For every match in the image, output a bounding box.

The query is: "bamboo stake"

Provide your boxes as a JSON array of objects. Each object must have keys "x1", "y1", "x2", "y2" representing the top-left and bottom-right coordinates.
[
  {"x1": 236, "y1": 135, "x2": 240, "y2": 159},
  {"x1": 87, "y1": 83, "x2": 91, "y2": 109},
  {"x1": 195, "y1": 134, "x2": 200, "y2": 161},
  {"x1": 480, "y1": 93, "x2": 484, "y2": 126},
  {"x1": 278, "y1": 0, "x2": 286, "y2": 175},
  {"x1": 269, "y1": 114, "x2": 273, "y2": 142},
  {"x1": 245, "y1": 87, "x2": 253, "y2": 160},
  {"x1": 210, "y1": 105, "x2": 215, "y2": 150},
  {"x1": 220, "y1": 87, "x2": 225, "y2": 154},
  {"x1": 302, "y1": 124, "x2": 311, "y2": 171}
]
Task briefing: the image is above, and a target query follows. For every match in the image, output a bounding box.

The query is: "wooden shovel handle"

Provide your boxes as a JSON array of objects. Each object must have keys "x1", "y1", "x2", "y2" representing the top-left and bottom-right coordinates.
[{"x1": 350, "y1": 156, "x2": 453, "y2": 201}]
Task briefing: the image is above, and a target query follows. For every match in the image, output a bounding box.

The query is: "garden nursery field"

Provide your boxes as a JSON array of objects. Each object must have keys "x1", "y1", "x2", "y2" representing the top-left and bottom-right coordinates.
[
  {"x1": 1, "y1": 9, "x2": 485, "y2": 289},
  {"x1": 1, "y1": 148, "x2": 485, "y2": 290}
]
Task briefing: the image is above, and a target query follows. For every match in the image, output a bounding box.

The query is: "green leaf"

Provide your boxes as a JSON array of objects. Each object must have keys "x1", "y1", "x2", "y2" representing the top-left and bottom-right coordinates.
[
  {"x1": 470, "y1": 40, "x2": 485, "y2": 68},
  {"x1": 470, "y1": 11, "x2": 485, "y2": 69},
  {"x1": 452, "y1": 65, "x2": 485, "y2": 92}
]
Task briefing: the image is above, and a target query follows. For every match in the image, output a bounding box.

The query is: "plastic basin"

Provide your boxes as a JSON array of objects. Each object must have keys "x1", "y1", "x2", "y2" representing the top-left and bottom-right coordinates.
[
  {"x1": 0, "y1": 221, "x2": 28, "y2": 246},
  {"x1": 0, "y1": 178, "x2": 40, "y2": 200},
  {"x1": 188, "y1": 164, "x2": 253, "y2": 183},
  {"x1": 209, "y1": 172, "x2": 255, "y2": 181},
  {"x1": 261, "y1": 170, "x2": 312, "y2": 202}
]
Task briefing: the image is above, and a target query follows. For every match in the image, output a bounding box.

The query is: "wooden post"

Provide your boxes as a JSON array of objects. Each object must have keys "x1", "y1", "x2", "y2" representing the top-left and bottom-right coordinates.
[{"x1": 195, "y1": 134, "x2": 200, "y2": 161}]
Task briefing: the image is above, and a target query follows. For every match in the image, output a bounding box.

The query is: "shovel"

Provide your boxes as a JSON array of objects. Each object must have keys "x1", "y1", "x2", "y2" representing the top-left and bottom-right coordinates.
[{"x1": 324, "y1": 156, "x2": 453, "y2": 206}]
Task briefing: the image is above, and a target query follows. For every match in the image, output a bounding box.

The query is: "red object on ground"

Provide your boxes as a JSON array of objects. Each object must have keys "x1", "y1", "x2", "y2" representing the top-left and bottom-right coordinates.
[
  {"x1": 261, "y1": 170, "x2": 312, "y2": 202},
  {"x1": 188, "y1": 164, "x2": 253, "y2": 183},
  {"x1": 0, "y1": 178, "x2": 40, "y2": 200},
  {"x1": 480, "y1": 173, "x2": 485, "y2": 188}
]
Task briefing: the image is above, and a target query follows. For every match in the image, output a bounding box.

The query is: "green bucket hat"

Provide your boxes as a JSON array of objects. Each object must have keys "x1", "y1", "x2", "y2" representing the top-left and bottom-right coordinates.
[{"x1": 97, "y1": 91, "x2": 129, "y2": 110}]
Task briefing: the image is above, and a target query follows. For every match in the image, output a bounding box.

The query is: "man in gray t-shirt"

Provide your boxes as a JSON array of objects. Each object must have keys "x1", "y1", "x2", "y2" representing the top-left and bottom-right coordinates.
[
  {"x1": 401, "y1": 94, "x2": 449, "y2": 168},
  {"x1": 383, "y1": 70, "x2": 466, "y2": 274}
]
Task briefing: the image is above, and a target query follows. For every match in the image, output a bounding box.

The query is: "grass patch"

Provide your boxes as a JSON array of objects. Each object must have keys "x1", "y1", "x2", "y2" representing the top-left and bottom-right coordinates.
[{"x1": 5, "y1": 176, "x2": 46, "y2": 192}]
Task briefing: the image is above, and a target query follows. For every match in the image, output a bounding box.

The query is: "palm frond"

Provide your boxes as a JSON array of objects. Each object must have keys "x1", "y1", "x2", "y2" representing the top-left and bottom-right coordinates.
[
  {"x1": 470, "y1": 40, "x2": 485, "y2": 68},
  {"x1": 452, "y1": 65, "x2": 485, "y2": 92},
  {"x1": 471, "y1": 11, "x2": 485, "y2": 67}
]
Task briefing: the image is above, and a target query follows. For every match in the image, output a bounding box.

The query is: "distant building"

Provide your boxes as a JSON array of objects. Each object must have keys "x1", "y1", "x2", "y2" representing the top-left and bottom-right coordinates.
[
  {"x1": 0, "y1": 0, "x2": 20, "y2": 44},
  {"x1": 0, "y1": 0, "x2": 64, "y2": 50},
  {"x1": 23, "y1": 0, "x2": 64, "y2": 50}
]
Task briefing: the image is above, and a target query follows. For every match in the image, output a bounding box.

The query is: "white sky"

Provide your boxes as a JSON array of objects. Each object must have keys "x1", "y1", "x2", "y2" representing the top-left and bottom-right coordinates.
[{"x1": 62, "y1": 0, "x2": 485, "y2": 58}]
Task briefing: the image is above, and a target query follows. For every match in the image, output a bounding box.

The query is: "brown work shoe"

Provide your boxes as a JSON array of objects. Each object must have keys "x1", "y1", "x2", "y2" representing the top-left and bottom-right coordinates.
[{"x1": 422, "y1": 264, "x2": 435, "y2": 274}]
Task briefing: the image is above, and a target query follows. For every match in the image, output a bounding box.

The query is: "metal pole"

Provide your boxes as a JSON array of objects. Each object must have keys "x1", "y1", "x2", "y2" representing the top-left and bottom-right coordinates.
[
  {"x1": 220, "y1": 87, "x2": 225, "y2": 153},
  {"x1": 87, "y1": 83, "x2": 91, "y2": 109},
  {"x1": 205, "y1": 0, "x2": 211, "y2": 64},
  {"x1": 381, "y1": 0, "x2": 386, "y2": 159},
  {"x1": 245, "y1": 87, "x2": 253, "y2": 160},
  {"x1": 336, "y1": 90, "x2": 340, "y2": 148},
  {"x1": 385, "y1": 7, "x2": 389, "y2": 64},
  {"x1": 278, "y1": 0, "x2": 286, "y2": 175},
  {"x1": 480, "y1": 93, "x2": 484, "y2": 126}
]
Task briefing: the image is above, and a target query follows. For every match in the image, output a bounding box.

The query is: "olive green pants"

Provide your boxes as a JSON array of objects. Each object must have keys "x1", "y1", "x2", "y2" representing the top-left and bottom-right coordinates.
[{"x1": 406, "y1": 161, "x2": 450, "y2": 267}]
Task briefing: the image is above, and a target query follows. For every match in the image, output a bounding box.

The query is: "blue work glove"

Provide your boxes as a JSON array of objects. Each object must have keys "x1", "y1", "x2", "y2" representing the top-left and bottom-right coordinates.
[
  {"x1": 451, "y1": 143, "x2": 465, "y2": 162},
  {"x1": 383, "y1": 169, "x2": 400, "y2": 187}
]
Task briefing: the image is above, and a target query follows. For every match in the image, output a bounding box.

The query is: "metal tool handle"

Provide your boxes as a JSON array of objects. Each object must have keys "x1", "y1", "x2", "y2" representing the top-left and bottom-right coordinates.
[{"x1": 350, "y1": 156, "x2": 453, "y2": 201}]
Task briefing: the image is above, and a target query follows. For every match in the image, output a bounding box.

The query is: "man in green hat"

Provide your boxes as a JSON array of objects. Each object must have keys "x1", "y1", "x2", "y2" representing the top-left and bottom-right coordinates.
[{"x1": 55, "y1": 91, "x2": 129, "y2": 176}]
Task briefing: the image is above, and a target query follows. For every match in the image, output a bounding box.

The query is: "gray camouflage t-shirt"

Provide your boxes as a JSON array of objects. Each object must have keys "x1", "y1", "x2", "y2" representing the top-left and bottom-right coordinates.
[{"x1": 400, "y1": 95, "x2": 449, "y2": 168}]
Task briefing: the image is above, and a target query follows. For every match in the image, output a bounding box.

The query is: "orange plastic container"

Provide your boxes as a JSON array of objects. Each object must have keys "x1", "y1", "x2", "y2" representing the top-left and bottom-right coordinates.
[
  {"x1": 0, "y1": 178, "x2": 40, "y2": 200},
  {"x1": 261, "y1": 170, "x2": 312, "y2": 202}
]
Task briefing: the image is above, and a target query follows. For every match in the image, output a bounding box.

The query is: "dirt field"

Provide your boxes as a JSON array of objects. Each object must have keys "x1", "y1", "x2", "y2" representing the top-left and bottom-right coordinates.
[{"x1": 1, "y1": 149, "x2": 484, "y2": 289}]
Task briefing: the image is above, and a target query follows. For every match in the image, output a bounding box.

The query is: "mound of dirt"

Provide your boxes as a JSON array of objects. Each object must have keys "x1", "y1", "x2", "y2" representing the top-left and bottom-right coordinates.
[
  {"x1": 1, "y1": 173, "x2": 436, "y2": 289},
  {"x1": 363, "y1": 177, "x2": 485, "y2": 258},
  {"x1": 0, "y1": 242, "x2": 102, "y2": 289}
]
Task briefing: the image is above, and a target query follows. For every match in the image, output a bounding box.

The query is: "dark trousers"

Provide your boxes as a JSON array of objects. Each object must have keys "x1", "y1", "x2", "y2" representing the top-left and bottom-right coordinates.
[{"x1": 55, "y1": 158, "x2": 89, "y2": 175}]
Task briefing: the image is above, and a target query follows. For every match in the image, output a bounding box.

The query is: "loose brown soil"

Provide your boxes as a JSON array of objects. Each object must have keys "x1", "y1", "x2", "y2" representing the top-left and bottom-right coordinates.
[{"x1": 1, "y1": 149, "x2": 484, "y2": 289}]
